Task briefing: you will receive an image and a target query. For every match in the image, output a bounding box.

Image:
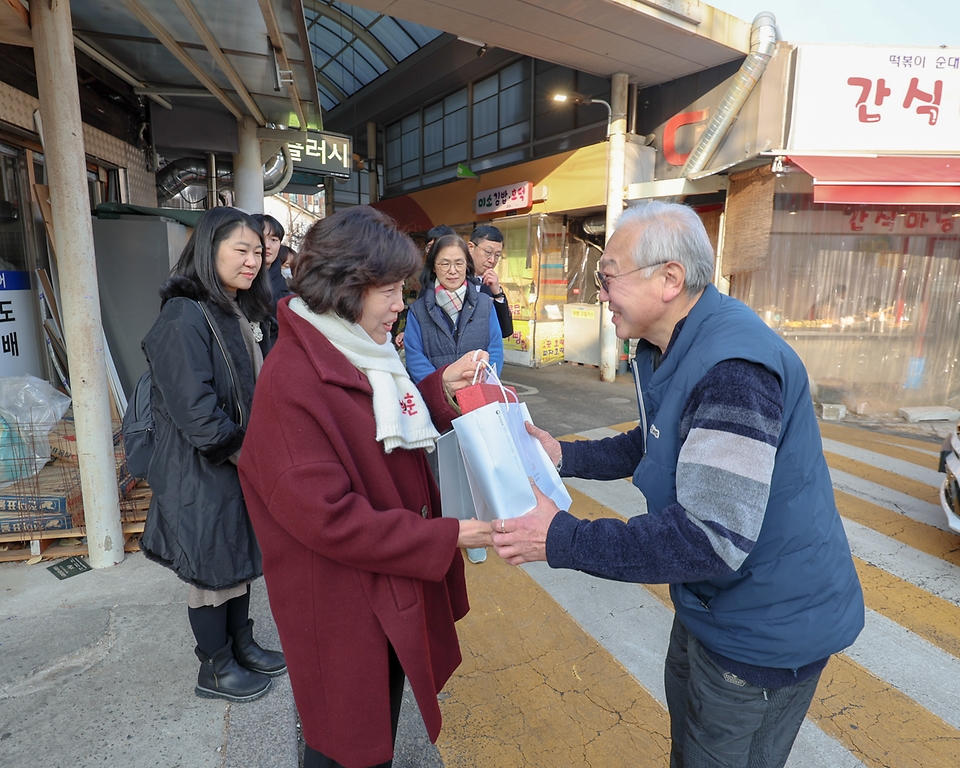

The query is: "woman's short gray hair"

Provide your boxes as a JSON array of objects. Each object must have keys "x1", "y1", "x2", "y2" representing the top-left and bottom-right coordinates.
[{"x1": 615, "y1": 202, "x2": 715, "y2": 294}]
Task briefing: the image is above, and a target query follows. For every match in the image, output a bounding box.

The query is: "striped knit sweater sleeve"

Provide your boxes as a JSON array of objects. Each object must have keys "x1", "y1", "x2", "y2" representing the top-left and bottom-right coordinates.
[{"x1": 547, "y1": 359, "x2": 783, "y2": 584}]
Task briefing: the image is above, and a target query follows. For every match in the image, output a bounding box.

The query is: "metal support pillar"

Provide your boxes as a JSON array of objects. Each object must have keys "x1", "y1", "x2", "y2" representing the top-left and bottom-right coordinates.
[
  {"x1": 599, "y1": 72, "x2": 630, "y2": 383},
  {"x1": 205, "y1": 152, "x2": 217, "y2": 208},
  {"x1": 233, "y1": 115, "x2": 263, "y2": 213},
  {"x1": 366, "y1": 121, "x2": 379, "y2": 204},
  {"x1": 324, "y1": 176, "x2": 335, "y2": 217},
  {"x1": 31, "y1": 0, "x2": 123, "y2": 568}
]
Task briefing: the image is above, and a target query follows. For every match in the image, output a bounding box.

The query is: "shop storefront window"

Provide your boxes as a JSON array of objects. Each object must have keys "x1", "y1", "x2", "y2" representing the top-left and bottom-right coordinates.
[
  {"x1": 492, "y1": 214, "x2": 567, "y2": 366},
  {"x1": 0, "y1": 145, "x2": 28, "y2": 271},
  {"x1": 730, "y1": 173, "x2": 960, "y2": 410}
]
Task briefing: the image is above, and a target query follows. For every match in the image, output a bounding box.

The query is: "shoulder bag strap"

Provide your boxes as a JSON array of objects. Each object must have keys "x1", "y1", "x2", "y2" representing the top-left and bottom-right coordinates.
[{"x1": 195, "y1": 301, "x2": 245, "y2": 428}]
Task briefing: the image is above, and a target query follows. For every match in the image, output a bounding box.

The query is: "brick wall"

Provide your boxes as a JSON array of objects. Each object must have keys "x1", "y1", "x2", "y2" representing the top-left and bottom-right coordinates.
[{"x1": 0, "y1": 80, "x2": 157, "y2": 206}]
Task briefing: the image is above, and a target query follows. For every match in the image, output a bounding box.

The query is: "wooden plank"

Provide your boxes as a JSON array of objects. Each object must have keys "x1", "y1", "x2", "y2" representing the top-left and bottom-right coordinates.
[
  {"x1": 0, "y1": 521, "x2": 143, "y2": 545},
  {"x1": 102, "y1": 331, "x2": 126, "y2": 415},
  {"x1": 33, "y1": 185, "x2": 57, "y2": 262},
  {"x1": 2, "y1": 0, "x2": 29, "y2": 27},
  {"x1": 0, "y1": 521, "x2": 144, "y2": 562},
  {"x1": 36, "y1": 268, "x2": 63, "y2": 339},
  {"x1": 44, "y1": 319, "x2": 67, "y2": 367},
  {"x1": 44, "y1": 328, "x2": 71, "y2": 394}
]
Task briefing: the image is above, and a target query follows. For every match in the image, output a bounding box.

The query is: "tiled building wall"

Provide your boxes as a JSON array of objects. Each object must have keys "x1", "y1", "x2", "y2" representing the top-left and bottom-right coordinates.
[{"x1": 0, "y1": 80, "x2": 157, "y2": 206}]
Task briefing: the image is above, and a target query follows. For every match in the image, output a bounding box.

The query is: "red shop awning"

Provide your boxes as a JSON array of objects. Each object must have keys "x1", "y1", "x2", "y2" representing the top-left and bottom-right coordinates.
[
  {"x1": 786, "y1": 155, "x2": 960, "y2": 206},
  {"x1": 368, "y1": 195, "x2": 434, "y2": 233}
]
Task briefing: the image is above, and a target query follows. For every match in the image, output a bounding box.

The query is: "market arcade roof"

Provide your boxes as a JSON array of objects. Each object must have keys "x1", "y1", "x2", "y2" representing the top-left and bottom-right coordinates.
[
  {"x1": 339, "y1": 0, "x2": 751, "y2": 84},
  {"x1": 2, "y1": 0, "x2": 751, "y2": 135},
  {"x1": 1, "y1": 0, "x2": 325, "y2": 131}
]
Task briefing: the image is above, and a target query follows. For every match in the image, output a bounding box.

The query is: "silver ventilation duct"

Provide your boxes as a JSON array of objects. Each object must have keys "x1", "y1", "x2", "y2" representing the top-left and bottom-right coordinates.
[
  {"x1": 581, "y1": 214, "x2": 607, "y2": 236},
  {"x1": 679, "y1": 12, "x2": 780, "y2": 184},
  {"x1": 156, "y1": 145, "x2": 293, "y2": 202}
]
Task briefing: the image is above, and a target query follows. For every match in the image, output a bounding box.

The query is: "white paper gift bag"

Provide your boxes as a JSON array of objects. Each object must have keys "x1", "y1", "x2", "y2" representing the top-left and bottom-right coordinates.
[
  {"x1": 450, "y1": 399, "x2": 572, "y2": 521},
  {"x1": 437, "y1": 430, "x2": 484, "y2": 520}
]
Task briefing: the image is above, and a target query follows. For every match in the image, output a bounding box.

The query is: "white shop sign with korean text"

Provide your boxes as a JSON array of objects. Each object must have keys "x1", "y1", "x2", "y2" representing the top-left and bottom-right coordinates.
[
  {"x1": 0, "y1": 272, "x2": 43, "y2": 377},
  {"x1": 788, "y1": 45, "x2": 960, "y2": 153},
  {"x1": 475, "y1": 182, "x2": 532, "y2": 215}
]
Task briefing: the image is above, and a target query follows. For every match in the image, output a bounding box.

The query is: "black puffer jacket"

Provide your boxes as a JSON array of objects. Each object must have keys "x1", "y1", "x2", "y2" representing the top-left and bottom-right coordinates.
[{"x1": 140, "y1": 276, "x2": 270, "y2": 589}]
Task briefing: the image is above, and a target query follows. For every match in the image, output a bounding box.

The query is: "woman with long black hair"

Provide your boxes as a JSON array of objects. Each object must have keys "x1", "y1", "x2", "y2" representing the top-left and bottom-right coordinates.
[{"x1": 140, "y1": 206, "x2": 286, "y2": 703}]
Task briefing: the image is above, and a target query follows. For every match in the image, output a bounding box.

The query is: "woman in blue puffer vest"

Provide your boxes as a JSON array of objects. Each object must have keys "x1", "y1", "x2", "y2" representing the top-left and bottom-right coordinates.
[
  {"x1": 404, "y1": 234, "x2": 503, "y2": 564},
  {"x1": 404, "y1": 234, "x2": 503, "y2": 384}
]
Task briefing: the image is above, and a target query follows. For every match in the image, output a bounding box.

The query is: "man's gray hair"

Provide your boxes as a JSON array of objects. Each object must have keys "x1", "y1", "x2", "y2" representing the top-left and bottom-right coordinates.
[{"x1": 614, "y1": 201, "x2": 715, "y2": 294}]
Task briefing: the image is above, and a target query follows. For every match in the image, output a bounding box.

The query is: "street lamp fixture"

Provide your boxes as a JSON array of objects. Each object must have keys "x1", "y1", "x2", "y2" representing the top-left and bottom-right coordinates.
[
  {"x1": 553, "y1": 92, "x2": 612, "y2": 134},
  {"x1": 554, "y1": 74, "x2": 630, "y2": 382}
]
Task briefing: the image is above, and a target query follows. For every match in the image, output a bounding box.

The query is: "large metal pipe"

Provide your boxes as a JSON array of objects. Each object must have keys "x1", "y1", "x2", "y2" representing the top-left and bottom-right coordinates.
[
  {"x1": 156, "y1": 148, "x2": 291, "y2": 202},
  {"x1": 31, "y1": 0, "x2": 124, "y2": 568},
  {"x1": 263, "y1": 144, "x2": 293, "y2": 196},
  {"x1": 679, "y1": 13, "x2": 779, "y2": 183},
  {"x1": 599, "y1": 73, "x2": 630, "y2": 383}
]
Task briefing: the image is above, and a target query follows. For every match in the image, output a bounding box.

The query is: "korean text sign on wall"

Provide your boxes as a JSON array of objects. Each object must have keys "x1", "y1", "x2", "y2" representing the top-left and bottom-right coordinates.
[
  {"x1": 288, "y1": 131, "x2": 352, "y2": 178},
  {"x1": 788, "y1": 45, "x2": 960, "y2": 153},
  {"x1": 475, "y1": 182, "x2": 533, "y2": 215},
  {"x1": 0, "y1": 272, "x2": 42, "y2": 377}
]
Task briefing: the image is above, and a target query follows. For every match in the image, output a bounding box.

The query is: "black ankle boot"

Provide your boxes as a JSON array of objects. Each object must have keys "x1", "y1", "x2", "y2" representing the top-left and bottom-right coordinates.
[
  {"x1": 231, "y1": 619, "x2": 287, "y2": 676},
  {"x1": 195, "y1": 639, "x2": 272, "y2": 702}
]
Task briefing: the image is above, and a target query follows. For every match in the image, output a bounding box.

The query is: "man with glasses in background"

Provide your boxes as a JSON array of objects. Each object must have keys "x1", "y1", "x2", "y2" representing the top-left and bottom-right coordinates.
[
  {"x1": 492, "y1": 201, "x2": 864, "y2": 768},
  {"x1": 468, "y1": 225, "x2": 513, "y2": 338}
]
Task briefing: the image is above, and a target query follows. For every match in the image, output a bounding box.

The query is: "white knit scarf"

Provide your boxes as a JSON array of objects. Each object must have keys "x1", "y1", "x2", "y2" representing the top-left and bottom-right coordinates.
[{"x1": 289, "y1": 297, "x2": 439, "y2": 453}]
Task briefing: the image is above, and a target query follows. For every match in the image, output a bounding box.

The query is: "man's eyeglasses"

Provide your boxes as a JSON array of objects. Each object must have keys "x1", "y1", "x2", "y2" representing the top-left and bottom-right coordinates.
[
  {"x1": 436, "y1": 260, "x2": 467, "y2": 271},
  {"x1": 594, "y1": 261, "x2": 669, "y2": 292},
  {"x1": 475, "y1": 244, "x2": 502, "y2": 264}
]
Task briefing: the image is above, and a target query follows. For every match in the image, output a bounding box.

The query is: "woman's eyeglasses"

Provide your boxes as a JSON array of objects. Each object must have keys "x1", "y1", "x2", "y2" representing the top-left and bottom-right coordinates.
[{"x1": 436, "y1": 260, "x2": 467, "y2": 271}]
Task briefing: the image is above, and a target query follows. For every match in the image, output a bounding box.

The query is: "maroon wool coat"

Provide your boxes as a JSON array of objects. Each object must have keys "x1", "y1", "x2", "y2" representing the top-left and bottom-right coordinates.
[{"x1": 238, "y1": 299, "x2": 469, "y2": 768}]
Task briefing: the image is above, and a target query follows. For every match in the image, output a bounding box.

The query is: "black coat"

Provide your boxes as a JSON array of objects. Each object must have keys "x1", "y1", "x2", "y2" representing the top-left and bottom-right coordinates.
[
  {"x1": 140, "y1": 276, "x2": 270, "y2": 589},
  {"x1": 266, "y1": 258, "x2": 292, "y2": 346}
]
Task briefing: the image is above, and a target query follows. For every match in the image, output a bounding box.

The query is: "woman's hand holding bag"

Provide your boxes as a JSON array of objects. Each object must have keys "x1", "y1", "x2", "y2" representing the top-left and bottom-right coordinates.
[{"x1": 442, "y1": 350, "x2": 490, "y2": 396}]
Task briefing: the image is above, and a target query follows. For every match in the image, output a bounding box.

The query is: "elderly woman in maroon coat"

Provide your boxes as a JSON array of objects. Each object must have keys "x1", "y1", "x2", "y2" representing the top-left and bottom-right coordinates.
[{"x1": 238, "y1": 206, "x2": 493, "y2": 768}]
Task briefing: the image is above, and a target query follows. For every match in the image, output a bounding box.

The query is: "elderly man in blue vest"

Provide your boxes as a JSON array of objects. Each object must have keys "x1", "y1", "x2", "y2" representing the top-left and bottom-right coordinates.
[{"x1": 494, "y1": 201, "x2": 864, "y2": 768}]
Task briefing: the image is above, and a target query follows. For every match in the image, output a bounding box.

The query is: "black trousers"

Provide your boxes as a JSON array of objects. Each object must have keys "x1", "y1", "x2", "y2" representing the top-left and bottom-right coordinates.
[
  {"x1": 303, "y1": 645, "x2": 405, "y2": 768},
  {"x1": 664, "y1": 617, "x2": 821, "y2": 768}
]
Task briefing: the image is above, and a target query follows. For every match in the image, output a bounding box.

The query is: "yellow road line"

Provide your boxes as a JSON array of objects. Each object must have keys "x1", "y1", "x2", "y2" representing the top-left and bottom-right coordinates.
[
  {"x1": 437, "y1": 552, "x2": 670, "y2": 767},
  {"x1": 855, "y1": 557, "x2": 960, "y2": 660},
  {"x1": 819, "y1": 422, "x2": 942, "y2": 468},
  {"x1": 438, "y1": 486, "x2": 671, "y2": 765},
  {"x1": 808, "y1": 653, "x2": 960, "y2": 767},
  {"x1": 835, "y1": 490, "x2": 960, "y2": 568},
  {"x1": 824, "y1": 451, "x2": 941, "y2": 506}
]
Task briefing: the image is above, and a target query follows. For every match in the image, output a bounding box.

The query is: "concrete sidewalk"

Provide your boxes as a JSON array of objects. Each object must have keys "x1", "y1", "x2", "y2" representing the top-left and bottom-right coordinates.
[{"x1": 0, "y1": 552, "x2": 298, "y2": 768}]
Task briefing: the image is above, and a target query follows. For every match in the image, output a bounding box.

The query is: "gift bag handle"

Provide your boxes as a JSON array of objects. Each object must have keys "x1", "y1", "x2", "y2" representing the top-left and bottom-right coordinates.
[{"x1": 470, "y1": 355, "x2": 518, "y2": 407}]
